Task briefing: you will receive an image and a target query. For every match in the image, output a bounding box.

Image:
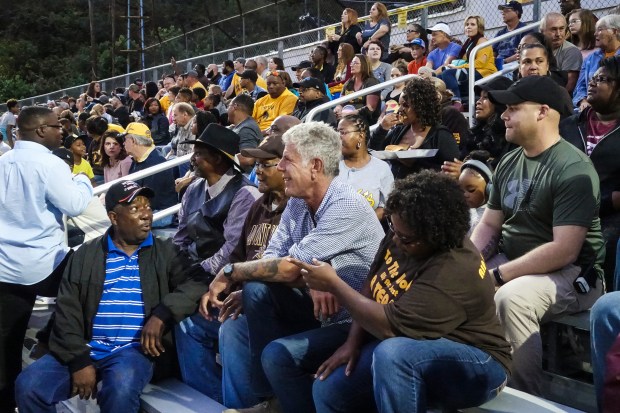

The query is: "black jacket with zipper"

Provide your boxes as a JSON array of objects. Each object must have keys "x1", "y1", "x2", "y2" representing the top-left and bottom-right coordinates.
[
  {"x1": 49, "y1": 228, "x2": 207, "y2": 374},
  {"x1": 560, "y1": 107, "x2": 620, "y2": 217}
]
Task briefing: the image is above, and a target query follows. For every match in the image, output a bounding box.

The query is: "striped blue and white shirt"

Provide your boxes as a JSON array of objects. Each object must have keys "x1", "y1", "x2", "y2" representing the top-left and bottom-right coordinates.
[{"x1": 88, "y1": 233, "x2": 153, "y2": 360}]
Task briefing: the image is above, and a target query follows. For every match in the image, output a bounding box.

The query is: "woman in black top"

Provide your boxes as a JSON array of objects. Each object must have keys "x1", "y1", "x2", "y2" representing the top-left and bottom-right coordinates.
[
  {"x1": 328, "y1": 8, "x2": 362, "y2": 56},
  {"x1": 370, "y1": 77, "x2": 459, "y2": 178}
]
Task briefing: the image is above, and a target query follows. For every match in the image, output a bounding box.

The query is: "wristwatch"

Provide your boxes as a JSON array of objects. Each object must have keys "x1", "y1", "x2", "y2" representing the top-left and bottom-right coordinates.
[{"x1": 223, "y1": 263, "x2": 234, "y2": 279}]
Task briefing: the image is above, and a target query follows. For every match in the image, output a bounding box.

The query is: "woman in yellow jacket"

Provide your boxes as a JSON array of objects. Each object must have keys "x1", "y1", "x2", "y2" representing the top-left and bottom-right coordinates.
[{"x1": 438, "y1": 16, "x2": 497, "y2": 106}]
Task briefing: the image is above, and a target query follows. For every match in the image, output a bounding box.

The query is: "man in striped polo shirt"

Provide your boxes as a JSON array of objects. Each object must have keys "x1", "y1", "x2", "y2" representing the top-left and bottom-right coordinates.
[{"x1": 15, "y1": 181, "x2": 205, "y2": 413}]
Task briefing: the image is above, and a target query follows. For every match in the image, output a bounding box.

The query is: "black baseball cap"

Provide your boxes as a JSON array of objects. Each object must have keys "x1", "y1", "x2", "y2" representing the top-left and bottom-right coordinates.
[
  {"x1": 294, "y1": 77, "x2": 324, "y2": 92},
  {"x1": 105, "y1": 180, "x2": 155, "y2": 212},
  {"x1": 498, "y1": 1, "x2": 523, "y2": 14},
  {"x1": 63, "y1": 134, "x2": 87, "y2": 149},
  {"x1": 292, "y1": 60, "x2": 312, "y2": 71},
  {"x1": 487, "y1": 76, "x2": 573, "y2": 117},
  {"x1": 239, "y1": 70, "x2": 258, "y2": 83}
]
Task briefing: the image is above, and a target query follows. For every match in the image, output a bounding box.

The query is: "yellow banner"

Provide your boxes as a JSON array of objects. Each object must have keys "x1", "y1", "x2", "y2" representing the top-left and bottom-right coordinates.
[
  {"x1": 397, "y1": 10, "x2": 407, "y2": 29},
  {"x1": 325, "y1": 26, "x2": 336, "y2": 37}
]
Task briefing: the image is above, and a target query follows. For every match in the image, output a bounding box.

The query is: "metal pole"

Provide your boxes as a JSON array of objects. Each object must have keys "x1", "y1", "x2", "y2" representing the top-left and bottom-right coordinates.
[
  {"x1": 140, "y1": 0, "x2": 145, "y2": 70},
  {"x1": 317, "y1": 0, "x2": 320, "y2": 42},
  {"x1": 306, "y1": 74, "x2": 417, "y2": 123},
  {"x1": 127, "y1": 0, "x2": 131, "y2": 74},
  {"x1": 421, "y1": 8, "x2": 428, "y2": 31},
  {"x1": 533, "y1": 0, "x2": 541, "y2": 23}
]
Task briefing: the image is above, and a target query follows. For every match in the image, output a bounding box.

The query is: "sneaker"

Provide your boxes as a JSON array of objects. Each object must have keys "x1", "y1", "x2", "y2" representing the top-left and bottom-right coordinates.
[{"x1": 222, "y1": 398, "x2": 282, "y2": 413}]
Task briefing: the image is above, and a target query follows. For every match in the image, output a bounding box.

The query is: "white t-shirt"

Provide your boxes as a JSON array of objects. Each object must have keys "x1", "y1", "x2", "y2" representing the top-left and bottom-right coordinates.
[
  {"x1": 0, "y1": 111, "x2": 16, "y2": 141},
  {"x1": 338, "y1": 156, "x2": 394, "y2": 210}
]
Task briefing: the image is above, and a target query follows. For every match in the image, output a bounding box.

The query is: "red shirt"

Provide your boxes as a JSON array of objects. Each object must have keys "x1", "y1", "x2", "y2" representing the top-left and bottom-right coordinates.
[{"x1": 407, "y1": 57, "x2": 427, "y2": 75}]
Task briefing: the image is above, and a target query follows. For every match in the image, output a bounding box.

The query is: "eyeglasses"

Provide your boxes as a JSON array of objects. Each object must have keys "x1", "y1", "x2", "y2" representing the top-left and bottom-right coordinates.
[
  {"x1": 41, "y1": 124, "x2": 63, "y2": 129},
  {"x1": 589, "y1": 75, "x2": 617, "y2": 84},
  {"x1": 350, "y1": 61, "x2": 361, "y2": 66},
  {"x1": 256, "y1": 162, "x2": 279, "y2": 170},
  {"x1": 387, "y1": 216, "x2": 418, "y2": 245},
  {"x1": 568, "y1": 19, "x2": 581, "y2": 25},
  {"x1": 406, "y1": 29, "x2": 419, "y2": 33},
  {"x1": 337, "y1": 129, "x2": 359, "y2": 136}
]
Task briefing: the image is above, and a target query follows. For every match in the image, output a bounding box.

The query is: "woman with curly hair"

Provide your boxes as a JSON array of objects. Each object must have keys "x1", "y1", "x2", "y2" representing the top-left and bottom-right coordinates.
[
  {"x1": 291, "y1": 170, "x2": 511, "y2": 413},
  {"x1": 370, "y1": 77, "x2": 459, "y2": 178}
]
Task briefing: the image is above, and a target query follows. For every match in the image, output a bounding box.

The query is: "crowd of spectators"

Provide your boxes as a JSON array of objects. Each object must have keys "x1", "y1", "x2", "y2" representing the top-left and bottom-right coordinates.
[{"x1": 1, "y1": 1, "x2": 620, "y2": 413}]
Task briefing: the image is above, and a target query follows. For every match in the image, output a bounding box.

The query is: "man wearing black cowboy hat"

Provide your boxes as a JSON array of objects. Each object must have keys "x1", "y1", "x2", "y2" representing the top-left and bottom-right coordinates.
[{"x1": 173, "y1": 123, "x2": 260, "y2": 403}]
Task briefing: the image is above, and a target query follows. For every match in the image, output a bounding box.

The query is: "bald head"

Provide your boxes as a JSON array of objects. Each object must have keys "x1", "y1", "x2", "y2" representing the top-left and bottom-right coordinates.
[{"x1": 270, "y1": 115, "x2": 302, "y2": 139}]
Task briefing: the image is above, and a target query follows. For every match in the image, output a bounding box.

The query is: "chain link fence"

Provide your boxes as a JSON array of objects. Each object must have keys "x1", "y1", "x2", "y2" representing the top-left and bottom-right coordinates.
[{"x1": 12, "y1": 0, "x2": 619, "y2": 108}]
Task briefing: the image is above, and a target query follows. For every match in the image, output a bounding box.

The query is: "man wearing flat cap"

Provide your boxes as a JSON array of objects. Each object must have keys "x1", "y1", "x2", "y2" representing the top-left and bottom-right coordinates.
[
  {"x1": 471, "y1": 76, "x2": 604, "y2": 396},
  {"x1": 15, "y1": 180, "x2": 206, "y2": 413},
  {"x1": 173, "y1": 123, "x2": 260, "y2": 402}
]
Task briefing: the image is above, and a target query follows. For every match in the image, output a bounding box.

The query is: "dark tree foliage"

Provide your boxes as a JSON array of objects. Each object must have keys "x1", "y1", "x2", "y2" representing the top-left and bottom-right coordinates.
[{"x1": 0, "y1": 0, "x2": 355, "y2": 101}]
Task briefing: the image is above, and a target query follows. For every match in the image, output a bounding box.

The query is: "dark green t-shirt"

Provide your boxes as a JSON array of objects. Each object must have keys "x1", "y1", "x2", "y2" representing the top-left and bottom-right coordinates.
[{"x1": 487, "y1": 139, "x2": 604, "y2": 270}]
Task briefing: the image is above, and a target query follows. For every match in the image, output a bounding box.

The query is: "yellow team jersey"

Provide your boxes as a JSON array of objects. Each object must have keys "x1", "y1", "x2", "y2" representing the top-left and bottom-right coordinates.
[
  {"x1": 73, "y1": 159, "x2": 95, "y2": 179},
  {"x1": 252, "y1": 89, "x2": 298, "y2": 131}
]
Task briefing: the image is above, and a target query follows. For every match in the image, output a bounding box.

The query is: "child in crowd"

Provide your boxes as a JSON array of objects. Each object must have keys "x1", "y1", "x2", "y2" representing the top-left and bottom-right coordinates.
[
  {"x1": 64, "y1": 134, "x2": 96, "y2": 185},
  {"x1": 192, "y1": 87, "x2": 206, "y2": 110},
  {"x1": 407, "y1": 38, "x2": 427, "y2": 74},
  {"x1": 458, "y1": 151, "x2": 493, "y2": 234}
]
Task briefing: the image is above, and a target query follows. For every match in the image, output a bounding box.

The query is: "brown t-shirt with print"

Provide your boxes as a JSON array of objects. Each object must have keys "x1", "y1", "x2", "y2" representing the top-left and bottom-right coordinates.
[{"x1": 369, "y1": 235, "x2": 512, "y2": 374}]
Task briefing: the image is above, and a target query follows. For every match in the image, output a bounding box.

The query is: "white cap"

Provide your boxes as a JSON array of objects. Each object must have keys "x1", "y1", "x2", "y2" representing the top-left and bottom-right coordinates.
[{"x1": 426, "y1": 23, "x2": 451, "y2": 36}]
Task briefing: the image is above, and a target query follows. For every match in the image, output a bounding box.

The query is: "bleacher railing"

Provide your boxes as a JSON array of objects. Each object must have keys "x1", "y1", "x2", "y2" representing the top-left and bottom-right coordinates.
[
  {"x1": 467, "y1": 21, "x2": 541, "y2": 127},
  {"x1": 15, "y1": 0, "x2": 457, "y2": 107}
]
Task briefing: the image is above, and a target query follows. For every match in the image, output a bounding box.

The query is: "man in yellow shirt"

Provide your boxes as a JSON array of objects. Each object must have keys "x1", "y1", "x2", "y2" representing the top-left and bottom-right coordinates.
[
  {"x1": 159, "y1": 74, "x2": 177, "y2": 113},
  {"x1": 252, "y1": 71, "x2": 298, "y2": 133},
  {"x1": 183, "y1": 70, "x2": 207, "y2": 103}
]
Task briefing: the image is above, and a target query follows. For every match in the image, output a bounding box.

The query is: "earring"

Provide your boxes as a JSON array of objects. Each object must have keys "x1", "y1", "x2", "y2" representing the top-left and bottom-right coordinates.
[{"x1": 356, "y1": 141, "x2": 361, "y2": 150}]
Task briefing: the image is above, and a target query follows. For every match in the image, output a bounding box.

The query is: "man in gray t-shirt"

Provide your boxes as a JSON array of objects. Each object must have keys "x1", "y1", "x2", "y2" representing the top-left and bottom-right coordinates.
[{"x1": 541, "y1": 12, "x2": 583, "y2": 94}]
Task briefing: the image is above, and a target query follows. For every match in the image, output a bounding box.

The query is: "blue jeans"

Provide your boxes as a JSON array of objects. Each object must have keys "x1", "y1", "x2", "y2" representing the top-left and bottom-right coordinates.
[
  {"x1": 232, "y1": 281, "x2": 319, "y2": 399},
  {"x1": 439, "y1": 68, "x2": 482, "y2": 102},
  {"x1": 15, "y1": 346, "x2": 153, "y2": 413},
  {"x1": 313, "y1": 340, "x2": 380, "y2": 413},
  {"x1": 372, "y1": 337, "x2": 507, "y2": 413},
  {"x1": 219, "y1": 316, "x2": 259, "y2": 408},
  {"x1": 591, "y1": 292, "x2": 620, "y2": 411},
  {"x1": 262, "y1": 323, "x2": 350, "y2": 413},
  {"x1": 175, "y1": 313, "x2": 223, "y2": 403}
]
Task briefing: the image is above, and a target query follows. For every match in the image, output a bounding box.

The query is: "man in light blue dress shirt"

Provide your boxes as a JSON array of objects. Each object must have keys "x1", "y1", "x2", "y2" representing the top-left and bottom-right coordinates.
[{"x1": 0, "y1": 106, "x2": 93, "y2": 412}]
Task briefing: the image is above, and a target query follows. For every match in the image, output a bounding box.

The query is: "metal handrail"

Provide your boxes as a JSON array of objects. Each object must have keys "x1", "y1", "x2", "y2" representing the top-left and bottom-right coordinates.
[
  {"x1": 467, "y1": 21, "x2": 540, "y2": 126},
  {"x1": 305, "y1": 74, "x2": 417, "y2": 123},
  {"x1": 92, "y1": 152, "x2": 191, "y2": 196},
  {"x1": 19, "y1": 0, "x2": 455, "y2": 105}
]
